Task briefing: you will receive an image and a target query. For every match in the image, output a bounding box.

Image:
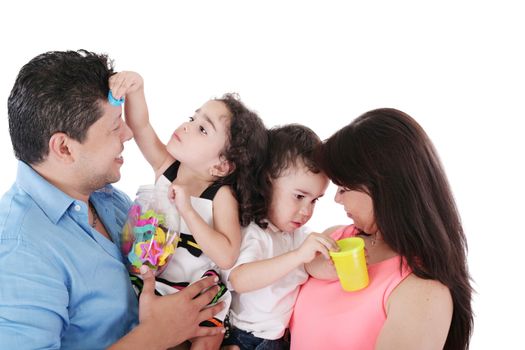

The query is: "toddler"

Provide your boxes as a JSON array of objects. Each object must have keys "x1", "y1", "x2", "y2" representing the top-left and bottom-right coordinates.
[
  {"x1": 110, "y1": 72, "x2": 268, "y2": 349},
  {"x1": 222, "y1": 124, "x2": 338, "y2": 350}
]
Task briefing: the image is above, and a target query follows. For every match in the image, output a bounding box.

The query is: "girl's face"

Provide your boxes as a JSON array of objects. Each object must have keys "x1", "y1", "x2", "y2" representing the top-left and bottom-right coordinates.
[
  {"x1": 334, "y1": 187, "x2": 378, "y2": 235},
  {"x1": 268, "y1": 163, "x2": 328, "y2": 233},
  {"x1": 166, "y1": 100, "x2": 231, "y2": 175}
]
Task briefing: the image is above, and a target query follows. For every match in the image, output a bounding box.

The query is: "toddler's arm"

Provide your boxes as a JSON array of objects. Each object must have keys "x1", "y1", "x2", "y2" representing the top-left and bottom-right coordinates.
[
  {"x1": 170, "y1": 184, "x2": 242, "y2": 270},
  {"x1": 229, "y1": 232, "x2": 337, "y2": 293},
  {"x1": 109, "y1": 72, "x2": 172, "y2": 176}
]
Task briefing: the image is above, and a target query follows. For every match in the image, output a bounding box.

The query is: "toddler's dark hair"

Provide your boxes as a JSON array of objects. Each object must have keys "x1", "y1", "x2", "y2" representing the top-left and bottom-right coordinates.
[
  {"x1": 256, "y1": 123, "x2": 323, "y2": 228},
  {"x1": 215, "y1": 93, "x2": 268, "y2": 228}
]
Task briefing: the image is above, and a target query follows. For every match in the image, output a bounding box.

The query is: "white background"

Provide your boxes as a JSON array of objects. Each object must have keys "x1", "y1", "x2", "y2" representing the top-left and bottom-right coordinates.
[{"x1": 1, "y1": 1, "x2": 523, "y2": 347}]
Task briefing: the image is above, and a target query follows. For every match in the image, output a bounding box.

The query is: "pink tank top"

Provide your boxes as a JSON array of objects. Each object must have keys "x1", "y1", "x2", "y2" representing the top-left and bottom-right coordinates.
[{"x1": 290, "y1": 225, "x2": 412, "y2": 350}]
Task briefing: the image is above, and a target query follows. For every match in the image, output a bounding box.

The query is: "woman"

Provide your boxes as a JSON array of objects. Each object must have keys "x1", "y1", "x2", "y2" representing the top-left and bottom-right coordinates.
[{"x1": 290, "y1": 108, "x2": 473, "y2": 349}]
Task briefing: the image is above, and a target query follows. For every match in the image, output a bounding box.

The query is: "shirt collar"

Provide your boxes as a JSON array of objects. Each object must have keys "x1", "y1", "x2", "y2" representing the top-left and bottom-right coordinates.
[
  {"x1": 264, "y1": 220, "x2": 281, "y2": 233},
  {"x1": 16, "y1": 161, "x2": 74, "y2": 224},
  {"x1": 15, "y1": 161, "x2": 113, "y2": 224}
]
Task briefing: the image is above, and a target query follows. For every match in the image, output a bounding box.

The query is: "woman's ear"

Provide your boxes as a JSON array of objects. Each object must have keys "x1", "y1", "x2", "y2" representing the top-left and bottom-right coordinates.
[{"x1": 48, "y1": 132, "x2": 75, "y2": 163}]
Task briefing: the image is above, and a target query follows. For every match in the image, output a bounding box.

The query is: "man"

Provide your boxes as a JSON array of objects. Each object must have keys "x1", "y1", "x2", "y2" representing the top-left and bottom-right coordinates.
[{"x1": 0, "y1": 50, "x2": 223, "y2": 349}]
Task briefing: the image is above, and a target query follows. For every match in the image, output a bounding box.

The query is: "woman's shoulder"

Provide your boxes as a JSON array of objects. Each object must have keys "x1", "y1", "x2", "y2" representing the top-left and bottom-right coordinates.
[
  {"x1": 378, "y1": 274, "x2": 453, "y2": 348},
  {"x1": 321, "y1": 225, "x2": 344, "y2": 235},
  {"x1": 321, "y1": 224, "x2": 355, "y2": 239},
  {"x1": 393, "y1": 274, "x2": 452, "y2": 305},
  {"x1": 387, "y1": 273, "x2": 453, "y2": 321}
]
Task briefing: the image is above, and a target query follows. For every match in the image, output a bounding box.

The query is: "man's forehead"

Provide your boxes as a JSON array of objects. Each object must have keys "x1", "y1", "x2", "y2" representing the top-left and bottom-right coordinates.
[{"x1": 98, "y1": 101, "x2": 122, "y2": 123}]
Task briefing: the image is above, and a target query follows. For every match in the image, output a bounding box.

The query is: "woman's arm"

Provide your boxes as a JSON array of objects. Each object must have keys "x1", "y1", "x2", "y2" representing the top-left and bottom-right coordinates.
[{"x1": 376, "y1": 274, "x2": 453, "y2": 350}]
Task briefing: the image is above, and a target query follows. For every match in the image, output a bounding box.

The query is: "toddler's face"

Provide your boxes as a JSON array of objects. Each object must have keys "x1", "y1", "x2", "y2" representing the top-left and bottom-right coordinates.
[
  {"x1": 166, "y1": 100, "x2": 231, "y2": 174},
  {"x1": 268, "y1": 163, "x2": 328, "y2": 233}
]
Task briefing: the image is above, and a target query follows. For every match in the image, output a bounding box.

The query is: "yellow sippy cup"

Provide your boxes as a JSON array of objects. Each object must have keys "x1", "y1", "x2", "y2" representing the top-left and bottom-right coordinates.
[{"x1": 329, "y1": 237, "x2": 369, "y2": 292}]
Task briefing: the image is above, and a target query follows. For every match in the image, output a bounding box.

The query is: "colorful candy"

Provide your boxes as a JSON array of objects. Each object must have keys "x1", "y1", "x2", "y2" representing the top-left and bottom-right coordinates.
[{"x1": 121, "y1": 204, "x2": 178, "y2": 274}]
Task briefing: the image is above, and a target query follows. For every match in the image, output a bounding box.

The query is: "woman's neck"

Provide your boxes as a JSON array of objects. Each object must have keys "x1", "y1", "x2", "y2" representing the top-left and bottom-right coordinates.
[{"x1": 362, "y1": 232, "x2": 398, "y2": 265}]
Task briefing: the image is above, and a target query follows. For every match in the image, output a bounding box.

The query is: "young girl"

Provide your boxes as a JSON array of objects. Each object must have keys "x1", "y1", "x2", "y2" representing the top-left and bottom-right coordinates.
[
  {"x1": 109, "y1": 72, "x2": 268, "y2": 350},
  {"x1": 221, "y1": 124, "x2": 338, "y2": 350}
]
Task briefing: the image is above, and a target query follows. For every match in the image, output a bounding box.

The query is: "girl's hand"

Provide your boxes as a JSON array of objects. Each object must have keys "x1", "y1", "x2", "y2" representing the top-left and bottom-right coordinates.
[
  {"x1": 109, "y1": 71, "x2": 144, "y2": 100},
  {"x1": 296, "y1": 232, "x2": 339, "y2": 264},
  {"x1": 168, "y1": 184, "x2": 193, "y2": 215}
]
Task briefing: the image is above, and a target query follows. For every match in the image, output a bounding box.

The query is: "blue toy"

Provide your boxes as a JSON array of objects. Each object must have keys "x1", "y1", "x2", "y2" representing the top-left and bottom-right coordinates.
[{"x1": 108, "y1": 90, "x2": 125, "y2": 106}]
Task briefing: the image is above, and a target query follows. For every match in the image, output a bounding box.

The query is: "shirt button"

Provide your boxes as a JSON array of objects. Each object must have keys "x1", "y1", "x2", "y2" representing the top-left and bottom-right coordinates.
[{"x1": 74, "y1": 204, "x2": 81, "y2": 211}]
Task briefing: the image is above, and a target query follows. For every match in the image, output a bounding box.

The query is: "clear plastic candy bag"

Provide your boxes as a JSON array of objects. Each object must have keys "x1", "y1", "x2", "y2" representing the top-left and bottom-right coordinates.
[{"x1": 121, "y1": 184, "x2": 180, "y2": 275}]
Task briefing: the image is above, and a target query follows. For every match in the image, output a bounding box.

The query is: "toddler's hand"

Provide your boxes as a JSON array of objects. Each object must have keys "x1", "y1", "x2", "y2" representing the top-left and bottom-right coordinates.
[
  {"x1": 168, "y1": 184, "x2": 192, "y2": 214},
  {"x1": 109, "y1": 71, "x2": 144, "y2": 100},
  {"x1": 296, "y1": 233, "x2": 339, "y2": 264}
]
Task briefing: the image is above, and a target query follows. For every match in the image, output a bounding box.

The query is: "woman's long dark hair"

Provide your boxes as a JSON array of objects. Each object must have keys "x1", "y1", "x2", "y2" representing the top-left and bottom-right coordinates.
[{"x1": 318, "y1": 108, "x2": 473, "y2": 349}]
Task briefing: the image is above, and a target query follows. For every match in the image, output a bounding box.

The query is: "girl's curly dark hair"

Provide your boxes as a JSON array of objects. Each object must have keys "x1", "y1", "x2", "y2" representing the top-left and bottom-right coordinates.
[{"x1": 215, "y1": 93, "x2": 268, "y2": 228}]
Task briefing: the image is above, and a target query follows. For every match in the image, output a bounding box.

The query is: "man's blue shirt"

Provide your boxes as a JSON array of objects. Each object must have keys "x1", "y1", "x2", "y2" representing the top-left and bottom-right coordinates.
[{"x1": 0, "y1": 161, "x2": 138, "y2": 349}]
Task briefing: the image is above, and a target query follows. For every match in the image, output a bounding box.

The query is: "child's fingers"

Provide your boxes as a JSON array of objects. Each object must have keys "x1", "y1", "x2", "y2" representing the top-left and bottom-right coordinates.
[
  {"x1": 325, "y1": 237, "x2": 339, "y2": 252},
  {"x1": 110, "y1": 73, "x2": 130, "y2": 99},
  {"x1": 319, "y1": 248, "x2": 331, "y2": 260},
  {"x1": 314, "y1": 235, "x2": 337, "y2": 252},
  {"x1": 313, "y1": 237, "x2": 331, "y2": 259},
  {"x1": 112, "y1": 78, "x2": 127, "y2": 99},
  {"x1": 168, "y1": 185, "x2": 178, "y2": 202}
]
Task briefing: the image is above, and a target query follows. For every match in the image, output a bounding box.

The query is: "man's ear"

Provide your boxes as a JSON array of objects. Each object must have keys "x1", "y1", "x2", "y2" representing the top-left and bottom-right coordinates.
[
  {"x1": 210, "y1": 158, "x2": 235, "y2": 177},
  {"x1": 48, "y1": 132, "x2": 75, "y2": 163}
]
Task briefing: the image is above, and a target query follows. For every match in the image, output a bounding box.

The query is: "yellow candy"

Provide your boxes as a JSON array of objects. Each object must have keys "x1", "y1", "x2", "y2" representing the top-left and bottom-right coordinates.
[{"x1": 155, "y1": 227, "x2": 166, "y2": 244}]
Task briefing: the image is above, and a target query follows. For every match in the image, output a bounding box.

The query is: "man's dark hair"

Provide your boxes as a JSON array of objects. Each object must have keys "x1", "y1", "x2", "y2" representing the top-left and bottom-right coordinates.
[{"x1": 8, "y1": 50, "x2": 114, "y2": 164}]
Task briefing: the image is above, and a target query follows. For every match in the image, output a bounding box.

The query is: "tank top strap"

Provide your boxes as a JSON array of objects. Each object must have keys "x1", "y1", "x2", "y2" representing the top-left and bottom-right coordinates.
[
  {"x1": 200, "y1": 182, "x2": 223, "y2": 200},
  {"x1": 163, "y1": 160, "x2": 222, "y2": 200},
  {"x1": 162, "y1": 161, "x2": 181, "y2": 182}
]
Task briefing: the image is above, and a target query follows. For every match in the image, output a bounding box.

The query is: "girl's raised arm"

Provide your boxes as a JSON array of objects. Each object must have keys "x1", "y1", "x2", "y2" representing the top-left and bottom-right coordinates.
[{"x1": 110, "y1": 71, "x2": 172, "y2": 175}]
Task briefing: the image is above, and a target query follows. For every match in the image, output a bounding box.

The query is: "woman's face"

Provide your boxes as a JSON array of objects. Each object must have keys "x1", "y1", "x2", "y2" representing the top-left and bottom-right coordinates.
[{"x1": 334, "y1": 187, "x2": 378, "y2": 235}]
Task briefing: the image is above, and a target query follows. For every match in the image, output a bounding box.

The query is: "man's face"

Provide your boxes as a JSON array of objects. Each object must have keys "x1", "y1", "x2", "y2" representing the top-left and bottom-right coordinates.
[{"x1": 71, "y1": 101, "x2": 133, "y2": 191}]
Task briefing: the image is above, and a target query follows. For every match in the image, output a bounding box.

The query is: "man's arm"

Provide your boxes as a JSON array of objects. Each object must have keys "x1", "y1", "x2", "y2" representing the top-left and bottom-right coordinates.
[
  {"x1": 0, "y1": 239, "x2": 67, "y2": 349},
  {"x1": 109, "y1": 267, "x2": 224, "y2": 350}
]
